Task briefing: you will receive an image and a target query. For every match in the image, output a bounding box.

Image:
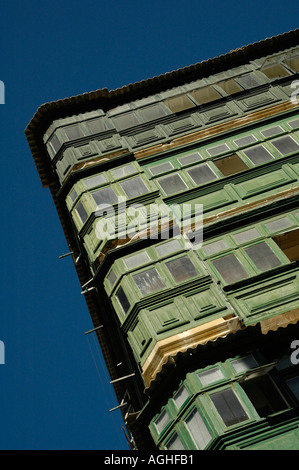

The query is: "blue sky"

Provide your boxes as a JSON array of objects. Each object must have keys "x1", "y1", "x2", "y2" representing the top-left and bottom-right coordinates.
[{"x1": 0, "y1": 0, "x2": 298, "y2": 450}]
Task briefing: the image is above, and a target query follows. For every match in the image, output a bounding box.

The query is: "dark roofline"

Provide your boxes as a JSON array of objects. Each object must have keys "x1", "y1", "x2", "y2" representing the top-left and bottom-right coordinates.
[{"x1": 25, "y1": 28, "x2": 299, "y2": 186}]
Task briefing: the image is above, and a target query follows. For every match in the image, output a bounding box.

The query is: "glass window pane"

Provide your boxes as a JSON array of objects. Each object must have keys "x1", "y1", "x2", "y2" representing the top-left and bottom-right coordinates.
[
  {"x1": 237, "y1": 73, "x2": 259, "y2": 88},
  {"x1": 178, "y1": 152, "x2": 202, "y2": 166},
  {"x1": 124, "y1": 251, "x2": 150, "y2": 269},
  {"x1": 166, "y1": 256, "x2": 197, "y2": 283},
  {"x1": 243, "y1": 145, "x2": 274, "y2": 165},
  {"x1": 69, "y1": 188, "x2": 78, "y2": 203},
  {"x1": 203, "y1": 239, "x2": 229, "y2": 256},
  {"x1": 165, "y1": 433, "x2": 185, "y2": 450},
  {"x1": 140, "y1": 103, "x2": 168, "y2": 121},
  {"x1": 86, "y1": 118, "x2": 108, "y2": 134},
  {"x1": 190, "y1": 86, "x2": 221, "y2": 105},
  {"x1": 48, "y1": 134, "x2": 61, "y2": 153},
  {"x1": 210, "y1": 388, "x2": 249, "y2": 426},
  {"x1": 284, "y1": 56, "x2": 299, "y2": 73},
  {"x1": 92, "y1": 187, "x2": 118, "y2": 208},
  {"x1": 213, "y1": 154, "x2": 248, "y2": 176},
  {"x1": 265, "y1": 217, "x2": 293, "y2": 233},
  {"x1": 245, "y1": 242, "x2": 282, "y2": 271},
  {"x1": 112, "y1": 112, "x2": 140, "y2": 130},
  {"x1": 120, "y1": 176, "x2": 149, "y2": 198},
  {"x1": 157, "y1": 174, "x2": 188, "y2": 195},
  {"x1": 84, "y1": 173, "x2": 107, "y2": 188},
  {"x1": 133, "y1": 268, "x2": 165, "y2": 295},
  {"x1": 112, "y1": 163, "x2": 136, "y2": 179},
  {"x1": 231, "y1": 355, "x2": 259, "y2": 373},
  {"x1": 261, "y1": 64, "x2": 291, "y2": 80},
  {"x1": 156, "y1": 239, "x2": 181, "y2": 256},
  {"x1": 185, "y1": 408, "x2": 212, "y2": 450},
  {"x1": 198, "y1": 366, "x2": 225, "y2": 385},
  {"x1": 115, "y1": 286, "x2": 130, "y2": 314},
  {"x1": 64, "y1": 124, "x2": 84, "y2": 140},
  {"x1": 261, "y1": 126, "x2": 283, "y2": 138},
  {"x1": 173, "y1": 385, "x2": 189, "y2": 408},
  {"x1": 207, "y1": 143, "x2": 230, "y2": 156},
  {"x1": 233, "y1": 134, "x2": 257, "y2": 147},
  {"x1": 212, "y1": 254, "x2": 249, "y2": 284},
  {"x1": 75, "y1": 202, "x2": 88, "y2": 224},
  {"x1": 288, "y1": 118, "x2": 299, "y2": 129},
  {"x1": 154, "y1": 409, "x2": 170, "y2": 434},
  {"x1": 149, "y1": 162, "x2": 174, "y2": 176},
  {"x1": 187, "y1": 164, "x2": 217, "y2": 185},
  {"x1": 270, "y1": 136, "x2": 299, "y2": 155},
  {"x1": 165, "y1": 94, "x2": 196, "y2": 113},
  {"x1": 107, "y1": 269, "x2": 117, "y2": 287},
  {"x1": 217, "y1": 79, "x2": 243, "y2": 95},
  {"x1": 234, "y1": 228, "x2": 260, "y2": 244}
]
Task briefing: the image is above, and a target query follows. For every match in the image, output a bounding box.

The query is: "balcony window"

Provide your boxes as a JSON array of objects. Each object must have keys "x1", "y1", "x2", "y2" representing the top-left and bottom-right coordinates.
[
  {"x1": 231, "y1": 355, "x2": 259, "y2": 374},
  {"x1": 243, "y1": 144, "x2": 274, "y2": 165},
  {"x1": 48, "y1": 133, "x2": 62, "y2": 154},
  {"x1": 84, "y1": 173, "x2": 107, "y2": 188},
  {"x1": 212, "y1": 254, "x2": 249, "y2": 284},
  {"x1": 187, "y1": 163, "x2": 218, "y2": 185},
  {"x1": 165, "y1": 94, "x2": 196, "y2": 113},
  {"x1": 140, "y1": 103, "x2": 168, "y2": 121},
  {"x1": 149, "y1": 162, "x2": 174, "y2": 176},
  {"x1": 233, "y1": 134, "x2": 257, "y2": 147},
  {"x1": 261, "y1": 63, "x2": 291, "y2": 80},
  {"x1": 120, "y1": 176, "x2": 149, "y2": 198},
  {"x1": 157, "y1": 173, "x2": 188, "y2": 195},
  {"x1": 198, "y1": 366, "x2": 225, "y2": 386},
  {"x1": 107, "y1": 269, "x2": 117, "y2": 287},
  {"x1": 261, "y1": 126, "x2": 283, "y2": 138},
  {"x1": 64, "y1": 124, "x2": 85, "y2": 140},
  {"x1": 115, "y1": 286, "x2": 130, "y2": 314},
  {"x1": 214, "y1": 153, "x2": 249, "y2": 176},
  {"x1": 178, "y1": 152, "x2": 202, "y2": 166},
  {"x1": 124, "y1": 251, "x2": 150, "y2": 270},
  {"x1": 270, "y1": 135, "x2": 299, "y2": 155},
  {"x1": 112, "y1": 112, "x2": 140, "y2": 130},
  {"x1": 241, "y1": 375, "x2": 288, "y2": 418},
  {"x1": 85, "y1": 117, "x2": 109, "y2": 134},
  {"x1": 207, "y1": 143, "x2": 230, "y2": 157},
  {"x1": 189, "y1": 86, "x2": 221, "y2": 105},
  {"x1": 156, "y1": 239, "x2": 182, "y2": 257},
  {"x1": 184, "y1": 408, "x2": 212, "y2": 449},
  {"x1": 133, "y1": 268, "x2": 165, "y2": 295},
  {"x1": 237, "y1": 73, "x2": 260, "y2": 88},
  {"x1": 233, "y1": 228, "x2": 260, "y2": 244},
  {"x1": 75, "y1": 202, "x2": 88, "y2": 224},
  {"x1": 245, "y1": 242, "x2": 282, "y2": 272},
  {"x1": 217, "y1": 78, "x2": 243, "y2": 95},
  {"x1": 111, "y1": 163, "x2": 136, "y2": 180},
  {"x1": 210, "y1": 388, "x2": 249, "y2": 426},
  {"x1": 165, "y1": 433, "x2": 185, "y2": 450},
  {"x1": 203, "y1": 239, "x2": 229, "y2": 256},
  {"x1": 173, "y1": 385, "x2": 190, "y2": 409},
  {"x1": 92, "y1": 187, "x2": 118, "y2": 209},
  {"x1": 166, "y1": 256, "x2": 198, "y2": 283},
  {"x1": 154, "y1": 409, "x2": 171, "y2": 434}
]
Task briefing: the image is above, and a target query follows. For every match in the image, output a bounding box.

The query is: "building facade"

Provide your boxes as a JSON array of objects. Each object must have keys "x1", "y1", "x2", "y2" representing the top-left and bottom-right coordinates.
[{"x1": 26, "y1": 30, "x2": 299, "y2": 450}]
